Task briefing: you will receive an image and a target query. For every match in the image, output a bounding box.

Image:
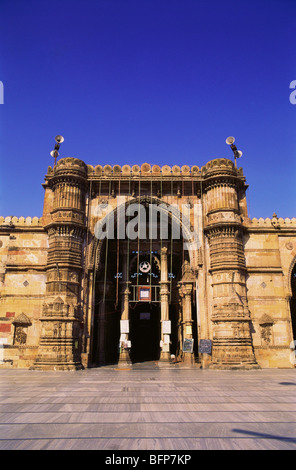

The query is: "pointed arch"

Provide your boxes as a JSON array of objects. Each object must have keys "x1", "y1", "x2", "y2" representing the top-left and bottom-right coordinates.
[
  {"x1": 287, "y1": 254, "x2": 296, "y2": 299},
  {"x1": 91, "y1": 195, "x2": 200, "y2": 272},
  {"x1": 289, "y1": 257, "x2": 296, "y2": 341},
  {"x1": 87, "y1": 195, "x2": 199, "y2": 366}
]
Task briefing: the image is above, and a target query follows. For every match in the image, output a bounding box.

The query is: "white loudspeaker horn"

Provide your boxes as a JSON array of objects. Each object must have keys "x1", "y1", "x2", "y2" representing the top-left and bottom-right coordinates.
[
  {"x1": 226, "y1": 136, "x2": 235, "y2": 145},
  {"x1": 236, "y1": 150, "x2": 243, "y2": 158},
  {"x1": 50, "y1": 150, "x2": 59, "y2": 158},
  {"x1": 55, "y1": 135, "x2": 64, "y2": 143}
]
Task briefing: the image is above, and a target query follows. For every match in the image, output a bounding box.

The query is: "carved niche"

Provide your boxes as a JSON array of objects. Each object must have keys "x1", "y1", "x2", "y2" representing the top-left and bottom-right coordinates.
[
  {"x1": 12, "y1": 313, "x2": 32, "y2": 345},
  {"x1": 259, "y1": 314, "x2": 274, "y2": 346}
]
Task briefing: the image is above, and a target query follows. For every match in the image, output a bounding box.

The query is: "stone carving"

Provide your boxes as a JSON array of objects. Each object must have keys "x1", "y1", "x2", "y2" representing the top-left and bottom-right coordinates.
[
  {"x1": 3, "y1": 156, "x2": 295, "y2": 370},
  {"x1": 259, "y1": 314, "x2": 274, "y2": 346},
  {"x1": 12, "y1": 314, "x2": 32, "y2": 346}
]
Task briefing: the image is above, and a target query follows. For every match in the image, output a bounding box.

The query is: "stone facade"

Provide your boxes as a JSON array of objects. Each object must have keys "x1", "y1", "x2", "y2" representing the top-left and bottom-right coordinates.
[{"x1": 0, "y1": 157, "x2": 295, "y2": 369}]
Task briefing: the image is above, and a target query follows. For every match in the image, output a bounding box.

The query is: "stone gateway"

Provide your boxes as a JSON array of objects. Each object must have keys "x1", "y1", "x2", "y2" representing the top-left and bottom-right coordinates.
[{"x1": 0, "y1": 157, "x2": 295, "y2": 369}]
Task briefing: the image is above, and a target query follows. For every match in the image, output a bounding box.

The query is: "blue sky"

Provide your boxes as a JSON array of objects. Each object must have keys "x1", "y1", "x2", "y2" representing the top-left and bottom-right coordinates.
[{"x1": 0, "y1": 0, "x2": 295, "y2": 218}]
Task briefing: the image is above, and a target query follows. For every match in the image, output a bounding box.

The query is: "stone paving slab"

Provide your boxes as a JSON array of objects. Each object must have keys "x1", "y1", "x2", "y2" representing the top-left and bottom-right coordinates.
[{"x1": 0, "y1": 365, "x2": 296, "y2": 450}]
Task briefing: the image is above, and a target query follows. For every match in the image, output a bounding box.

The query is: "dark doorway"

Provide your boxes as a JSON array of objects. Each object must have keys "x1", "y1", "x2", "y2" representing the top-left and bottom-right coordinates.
[
  {"x1": 129, "y1": 303, "x2": 160, "y2": 363},
  {"x1": 92, "y1": 306, "x2": 121, "y2": 366},
  {"x1": 291, "y1": 263, "x2": 296, "y2": 340}
]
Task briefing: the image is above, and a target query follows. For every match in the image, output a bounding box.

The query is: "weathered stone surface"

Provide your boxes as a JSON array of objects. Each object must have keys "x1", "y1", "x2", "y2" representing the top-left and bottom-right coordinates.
[{"x1": 0, "y1": 157, "x2": 295, "y2": 369}]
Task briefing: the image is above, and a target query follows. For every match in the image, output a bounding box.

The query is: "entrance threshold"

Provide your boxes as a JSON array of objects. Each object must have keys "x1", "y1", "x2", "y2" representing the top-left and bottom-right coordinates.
[{"x1": 115, "y1": 360, "x2": 199, "y2": 370}]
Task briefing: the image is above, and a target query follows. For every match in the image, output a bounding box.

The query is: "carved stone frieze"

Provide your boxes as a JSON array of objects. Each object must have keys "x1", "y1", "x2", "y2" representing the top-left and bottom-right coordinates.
[{"x1": 206, "y1": 210, "x2": 242, "y2": 226}]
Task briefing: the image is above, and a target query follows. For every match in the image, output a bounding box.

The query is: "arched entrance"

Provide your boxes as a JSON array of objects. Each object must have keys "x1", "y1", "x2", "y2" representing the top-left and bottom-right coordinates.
[
  {"x1": 90, "y1": 198, "x2": 198, "y2": 366},
  {"x1": 290, "y1": 263, "x2": 296, "y2": 341}
]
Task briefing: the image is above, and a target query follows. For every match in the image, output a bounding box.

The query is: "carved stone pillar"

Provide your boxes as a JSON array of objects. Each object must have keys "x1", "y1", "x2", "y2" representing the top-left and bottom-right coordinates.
[
  {"x1": 160, "y1": 246, "x2": 170, "y2": 361},
  {"x1": 208, "y1": 228, "x2": 257, "y2": 368},
  {"x1": 81, "y1": 270, "x2": 93, "y2": 369},
  {"x1": 118, "y1": 253, "x2": 131, "y2": 364},
  {"x1": 118, "y1": 284, "x2": 131, "y2": 364},
  {"x1": 203, "y1": 159, "x2": 258, "y2": 369},
  {"x1": 33, "y1": 158, "x2": 87, "y2": 370},
  {"x1": 179, "y1": 282, "x2": 194, "y2": 365}
]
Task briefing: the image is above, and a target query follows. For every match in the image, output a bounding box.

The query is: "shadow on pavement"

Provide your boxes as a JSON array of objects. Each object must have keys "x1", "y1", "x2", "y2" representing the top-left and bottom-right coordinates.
[{"x1": 232, "y1": 428, "x2": 296, "y2": 444}]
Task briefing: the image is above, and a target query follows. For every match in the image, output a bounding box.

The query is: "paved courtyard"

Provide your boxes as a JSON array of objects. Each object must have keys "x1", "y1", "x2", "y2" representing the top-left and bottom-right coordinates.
[{"x1": 0, "y1": 364, "x2": 296, "y2": 450}]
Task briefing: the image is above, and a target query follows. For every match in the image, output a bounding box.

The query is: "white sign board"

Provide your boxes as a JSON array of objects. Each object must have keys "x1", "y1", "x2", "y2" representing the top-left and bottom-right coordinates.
[
  {"x1": 162, "y1": 320, "x2": 171, "y2": 334},
  {"x1": 120, "y1": 320, "x2": 129, "y2": 334}
]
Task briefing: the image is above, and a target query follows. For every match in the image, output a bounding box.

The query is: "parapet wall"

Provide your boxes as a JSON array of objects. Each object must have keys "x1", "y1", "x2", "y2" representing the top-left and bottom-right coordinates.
[
  {"x1": 45, "y1": 158, "x2": 242, "y2": 178},
  {"x1": 247, "y1": 217, "x2": 296, "y2": 229},
  {"x1": 0, "y1": 216, "x2": 42, "y2": 227},
  {"x1": 49, "y1": 162, "x2": 202, "y2": 177}
]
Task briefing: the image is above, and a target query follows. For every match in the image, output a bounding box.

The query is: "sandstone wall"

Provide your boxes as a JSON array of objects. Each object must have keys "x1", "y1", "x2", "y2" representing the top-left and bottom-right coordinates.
[
  {"x1": 0, "y1": 161, "x2": 296, "y2": 370},
  {"x1": 244, "y1": 217, "x2": 296, "y2": 368},
  {"x1": 0, "y1": 217, "x2": 47, "y2": 367}
]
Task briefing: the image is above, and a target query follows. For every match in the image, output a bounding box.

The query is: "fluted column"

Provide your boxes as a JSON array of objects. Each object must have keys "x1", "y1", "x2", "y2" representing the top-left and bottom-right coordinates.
[
  {"x1": 33, "y1": 158, "x2": 88, "y2": 370},
  {"x1": 118, "y1": 253, "x2": 131, "y2": 364},
  {"x1": 81, "y1": 270, "x2": 93, "y2": 368},
  {"x1": 179, "y1": 282, "x2": 194, "y2": 365},
  {"x1": 160, "y1": 246, "x2": 170, "y2": 361},
  {"x1": 203, "y1": 159, "x2": 258, "y2": 369}
]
